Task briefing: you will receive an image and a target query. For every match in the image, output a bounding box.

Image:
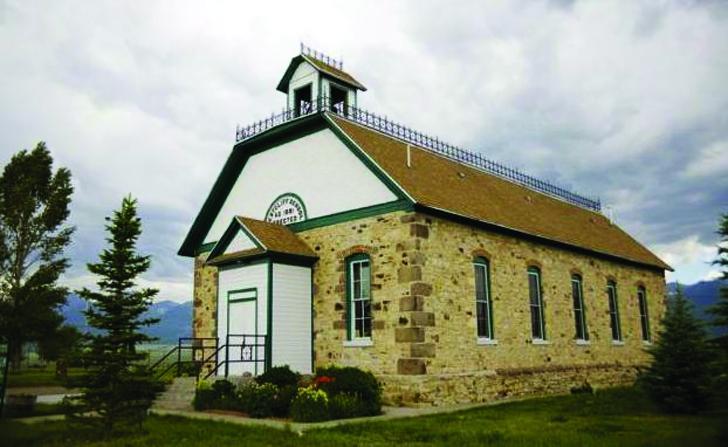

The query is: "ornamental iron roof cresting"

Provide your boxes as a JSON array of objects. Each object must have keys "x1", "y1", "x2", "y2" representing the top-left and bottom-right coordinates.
[{"x1": 234, "y1": 95, "x2": 602, "y2": 213}]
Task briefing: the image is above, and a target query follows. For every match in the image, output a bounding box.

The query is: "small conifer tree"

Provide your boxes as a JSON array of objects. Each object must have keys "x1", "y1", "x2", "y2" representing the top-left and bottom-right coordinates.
[
  {"x1": 708, "y1": 213, "x2": 728, "y2": 332},
  {"x1": 73, "y1": 196, "x2": 159, "y2": 432},
  {"x1": 641, "y1": 285, "x2": 712, "y2": 413}
]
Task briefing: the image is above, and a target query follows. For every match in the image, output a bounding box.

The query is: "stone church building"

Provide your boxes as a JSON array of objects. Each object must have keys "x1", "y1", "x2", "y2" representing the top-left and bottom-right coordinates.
[{"x1": 179, "y1": 46, "x2": 670, "y2": 405}]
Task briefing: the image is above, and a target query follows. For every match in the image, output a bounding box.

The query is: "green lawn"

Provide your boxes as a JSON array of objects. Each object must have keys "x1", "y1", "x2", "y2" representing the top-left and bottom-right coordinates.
[
  {"x1": 5, "y1": 364, "x2": 85, "y2": 388},
  {"x1": 0, "y1": 387, "x2": 725, "y2": 447}
]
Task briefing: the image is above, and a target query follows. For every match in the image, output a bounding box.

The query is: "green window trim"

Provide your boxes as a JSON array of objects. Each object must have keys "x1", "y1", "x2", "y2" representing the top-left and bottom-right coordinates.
[
  {"x1": 345, "y1": 253, "x2": 372, "y2": 341},
  {"x1": 607, "y1": 281, "x2": 622, "y2": 342},
  {"x1": 571, "y1": 274, "x2": 589, "y2": 342},
  {"x1": 474, "y1": 257, "x2": 494, "y2": 340},
  {"x1": 528, "y1": 267, "x2": 546, "y2": 340},
  {"x1": 638, "y1": 286, "x2": 651, "y2": 342}
]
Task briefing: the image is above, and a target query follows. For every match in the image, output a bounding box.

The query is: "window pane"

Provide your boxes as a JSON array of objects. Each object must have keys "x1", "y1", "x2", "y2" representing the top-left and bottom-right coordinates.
[
  {"x1": 360, "y1": 261, "x2": 370, "y2": 298},
  {"x1": 574, "y1": 309, "x2": 584, "y2": 340},
  {"x1": 529, "y1": 274, "x2": 539, "y2": 305},
  {"x1": 572, "y1": 277, "x2": 587, "y2": 341},
  {"x1": 363, "y1": 316, "x2": 372, "y2": 338},
  {"x1": 608, "y1": 285, "x2": 621, "y2": 341},
  {"x1": 355, "y1": 317, "x2": 363, "y2": 338},
  {"x1": 353, "y1": 262, "x2": 361, "y2": 282},
  {"x1": 531, "y1": 305, "x2": 542, "y2": 339},
  {"x1": 474, "y1": 265, "x2": 486, "y2": 301},
  {"x1": 528, "y1": 270, "x2": 543, "y2": 339},
  {"x1": 639, "y1": 290, "x2": 650, "y2": 341}
]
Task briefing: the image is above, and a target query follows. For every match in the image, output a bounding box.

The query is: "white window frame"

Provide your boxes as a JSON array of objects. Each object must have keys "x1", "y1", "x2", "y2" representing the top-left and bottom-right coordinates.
[
  {"x1": 348, "y1": 257, "x2": 372, "y2": 341},
  {"x1": 571, "y1": 275, "x2": 588, "y2": 343},
  {"x1": 607, "y1": 281, "x2": 622, "y2": 342},
  {"x1": 638, "y1": 287, "x2": 651, "y2": 343},
  {"x1": 528, "y1": 268, "x2": 546, "y2": 342},
  {"x1": 474, "y1": 259, "x2": 495, "y2": 342}
]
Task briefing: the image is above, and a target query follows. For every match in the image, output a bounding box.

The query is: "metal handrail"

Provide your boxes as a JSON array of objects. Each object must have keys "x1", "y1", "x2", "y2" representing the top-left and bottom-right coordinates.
[
  {"x1": 234, "y1": 95, "x2": 601, "y2": 212},
  {"x1": 149, "y1": 336, "x2": 267, "y2": 381}
]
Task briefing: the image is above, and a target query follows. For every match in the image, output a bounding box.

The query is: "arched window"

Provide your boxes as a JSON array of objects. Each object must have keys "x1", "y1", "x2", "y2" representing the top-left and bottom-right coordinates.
[
  {"x1": 528, "y1": 267, "x2": 546, "y2": 340},
  {"x1": 606, "y1": 280, "x2": 622, "y2": 342},
  {"x1": 346, "y1": 253, "x2": 372, "y2": 340},
  {"x1": 571, "y1": 274, "x2": 588, "y2": 342},
  {"x1": 637, "y1": 286, "x2": 651, "y2": 342},
  {"x1": 474, "y1": 257, "x2": 494, "y2": 340}
]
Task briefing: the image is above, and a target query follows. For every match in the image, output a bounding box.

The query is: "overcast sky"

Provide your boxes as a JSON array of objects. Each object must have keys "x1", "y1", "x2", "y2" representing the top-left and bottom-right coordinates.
[{"x1": 1, "y1": 0, "x2": 727, "y2": 303}]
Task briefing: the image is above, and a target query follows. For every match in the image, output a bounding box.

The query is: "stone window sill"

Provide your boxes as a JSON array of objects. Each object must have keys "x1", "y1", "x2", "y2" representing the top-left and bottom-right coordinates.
[
  {"x1": 477, "y1": 338, "x2": 498, "y2": 346},
  {"x1": 343, "y1": 339, "x2": 373, "y2": 348},
  {"x1": 612, "y1": 340, "x2": 625, "y2": 346},
  {"x1": 530, "y1": 339, "x2": 550, "y2": 345},
  {"x1": 642, "y1": 340, "x2": 652, "y2": 346},
  {"x1": 575, "y1": 339, "x2": 590, "y2": 346}
]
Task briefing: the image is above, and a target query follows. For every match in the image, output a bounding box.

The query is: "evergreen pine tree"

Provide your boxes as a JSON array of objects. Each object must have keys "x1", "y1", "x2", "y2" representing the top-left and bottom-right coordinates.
[
  {"x1": 73, "y1": 196, "x2": 159, "y2": 432},
  {"x1": 708, "y1": 213, "x2": 728, "y2": 330},
  {"x1": 641, "y1": 285, "x2": 712, "y2": 413}
]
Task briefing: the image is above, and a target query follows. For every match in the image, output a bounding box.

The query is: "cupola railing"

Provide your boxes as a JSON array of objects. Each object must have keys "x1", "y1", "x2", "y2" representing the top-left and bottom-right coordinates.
[{"x1": 235, "y1": 96, "x2": 602, "y2": 212}]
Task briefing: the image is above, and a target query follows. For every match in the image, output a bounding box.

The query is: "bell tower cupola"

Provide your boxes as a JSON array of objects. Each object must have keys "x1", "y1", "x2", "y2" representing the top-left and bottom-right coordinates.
[{"x1": 276, "y1": 43, "x2": 366, "y2": 116}]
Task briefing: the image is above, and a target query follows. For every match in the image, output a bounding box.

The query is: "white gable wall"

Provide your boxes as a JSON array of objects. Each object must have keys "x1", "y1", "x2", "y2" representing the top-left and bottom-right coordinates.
[
  {"x1": 203, "y1": 128, "x2": 398, "y2": 245},
  {"x1": 287, "y1": 61, "x2": 319, "y2": 110},
  {"x1": 225, "y1": 228, "x2": 258, "y2": 254}
]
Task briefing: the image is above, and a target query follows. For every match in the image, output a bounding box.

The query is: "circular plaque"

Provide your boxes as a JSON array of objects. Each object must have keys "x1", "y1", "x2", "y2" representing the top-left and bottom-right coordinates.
[{"x1": 265, "y1": 193, "x2": 307, "y2": 225}]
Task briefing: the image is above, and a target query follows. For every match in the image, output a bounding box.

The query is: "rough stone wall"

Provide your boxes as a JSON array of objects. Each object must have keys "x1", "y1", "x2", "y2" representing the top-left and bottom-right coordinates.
[
  {"x1": 420, "y1": 213, "x2": 666, "y2": 376},
  {"x1": 190, "y1": 209, "x2": 666, "y2": 405},
  {"x1": 298, "y1": 211, "x2": 414, "y2": 375},
  {"x1": 300, "y1": 210, "x2": 666, "y2": 406},
  {"x1": 193, "y1": 252, "x2": 218, "y2": 340}
]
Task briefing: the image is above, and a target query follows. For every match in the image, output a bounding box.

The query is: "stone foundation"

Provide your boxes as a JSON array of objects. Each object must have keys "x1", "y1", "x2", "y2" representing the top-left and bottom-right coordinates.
[{"x1": 381, "y1": 362, "x2": 643, "y2": 407}]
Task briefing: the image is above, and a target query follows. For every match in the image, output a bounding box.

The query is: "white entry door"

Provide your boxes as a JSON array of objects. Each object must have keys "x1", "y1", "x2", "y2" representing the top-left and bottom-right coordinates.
[{"x1": 226, "y1": 289, "x2": 259, "y2": 376}]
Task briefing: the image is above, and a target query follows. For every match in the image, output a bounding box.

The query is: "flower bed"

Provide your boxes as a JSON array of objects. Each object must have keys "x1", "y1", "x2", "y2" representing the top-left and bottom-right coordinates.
[{"x1": 193, "y1": 365, "x2": 382, "y2": 422}]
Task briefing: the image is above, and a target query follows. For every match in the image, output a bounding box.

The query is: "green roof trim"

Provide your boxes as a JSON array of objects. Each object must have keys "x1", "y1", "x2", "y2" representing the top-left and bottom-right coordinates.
[{"x1": 179, "y1": 112, "x2": 413, "y2": 257}]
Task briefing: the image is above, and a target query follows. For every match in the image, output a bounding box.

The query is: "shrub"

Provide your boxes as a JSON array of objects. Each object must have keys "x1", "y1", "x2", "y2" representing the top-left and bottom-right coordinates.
[
  {"x1": 315, "y1": 366, "x2": 381, "y2": 416},
  {"x1": 256, "y1": 365, "x2": 301, "y2": 388},
  {"x1": 193, "y1": 380, "x2": 239, "y2": 411},
  {"x1": 328, "y1": 393, "x2": 369, "y2": 420},
  {"x1": 193, "y1": 388, "x2": 218, "y2": 411},
  {"x1": 237, "y1": 382, "x2": 278, "y2": 418},
  {"x1": 290, "y1": 387, "x2": 329, "y2": 422},
  {"x1": 271, "y1": 384, "x2": 298, "y2": 418},
  {"x1": 570, "y1": 382, "x2": 594, "y2": 395}
]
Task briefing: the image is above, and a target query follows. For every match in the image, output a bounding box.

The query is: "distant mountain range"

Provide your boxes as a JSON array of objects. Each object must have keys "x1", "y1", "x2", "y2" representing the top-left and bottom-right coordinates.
[
  {"x1": 667, "y1": 279, "x2": 726, "y2": 336},
  {"x1": 61, "y1": 294, "x2": 191, "y2": 344}
]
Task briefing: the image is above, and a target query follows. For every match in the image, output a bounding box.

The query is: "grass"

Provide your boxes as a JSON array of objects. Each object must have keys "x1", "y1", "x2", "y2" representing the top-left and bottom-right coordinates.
[
  {"x1": 0, "y1": 387, "x2": 725, "y2": 446},
  {"x1": 6, "y1": 364, "x2": 85, "y2": 388}
]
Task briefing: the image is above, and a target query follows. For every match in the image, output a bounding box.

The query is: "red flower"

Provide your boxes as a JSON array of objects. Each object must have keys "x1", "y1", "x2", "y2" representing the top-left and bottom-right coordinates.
[{"x1": 313, "y1": 375, "x2": 335, "y2": 386}]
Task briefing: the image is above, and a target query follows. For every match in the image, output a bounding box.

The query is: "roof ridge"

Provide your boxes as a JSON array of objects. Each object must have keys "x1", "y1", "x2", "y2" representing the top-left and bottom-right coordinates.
[{"x1": 327, "y1": 113, "x2": 602, "y2": 215}]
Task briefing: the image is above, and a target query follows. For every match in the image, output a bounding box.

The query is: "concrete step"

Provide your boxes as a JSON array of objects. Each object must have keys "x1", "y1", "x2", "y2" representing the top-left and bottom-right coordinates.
[{"x1": 152, "y1": 377, "x2": 197, "y2": 411}]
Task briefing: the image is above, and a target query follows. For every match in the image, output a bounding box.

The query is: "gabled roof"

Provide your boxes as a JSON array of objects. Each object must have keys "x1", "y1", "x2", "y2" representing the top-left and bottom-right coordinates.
[
  {"x1": 180, "y1": 111, "x2": 669, "y2": 271},
  {"x1": 207, "y1": 216, "x2": 316, "y2": 266},
  {"x1": 326, "y1": 114, "x2": 671, "y2": 271},
  {"x1": 276, "y1": 54, "x2": 367, "y2": 93}
]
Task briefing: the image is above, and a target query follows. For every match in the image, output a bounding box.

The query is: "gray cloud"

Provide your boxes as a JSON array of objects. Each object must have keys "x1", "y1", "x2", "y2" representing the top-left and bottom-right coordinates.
[{"x1": 1, "y1": 0, "x2": 727, "y2": 301}]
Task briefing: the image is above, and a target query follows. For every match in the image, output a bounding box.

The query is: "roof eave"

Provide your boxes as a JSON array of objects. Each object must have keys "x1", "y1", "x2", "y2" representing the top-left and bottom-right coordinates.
[{"x1": 416, "y1": 203, "x2": 672, "y2": 272}]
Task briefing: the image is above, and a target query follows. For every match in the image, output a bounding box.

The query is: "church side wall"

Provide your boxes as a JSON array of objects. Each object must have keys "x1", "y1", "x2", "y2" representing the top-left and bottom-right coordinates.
[{"x1": 301, "y1": 210, "x2": 666, "y2": 406}]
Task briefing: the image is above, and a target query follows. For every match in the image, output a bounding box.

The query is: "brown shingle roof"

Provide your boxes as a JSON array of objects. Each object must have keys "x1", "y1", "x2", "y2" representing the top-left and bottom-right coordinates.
[
  {"x1": 237, "y1": 217, "x2": 316, "y2": 258},
  {"x1": 302, "y1": 55, "x2": 367, "y2": 91},
  {"x1": 329, "y1": 115, "x2": 670, "y2": 271}
]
